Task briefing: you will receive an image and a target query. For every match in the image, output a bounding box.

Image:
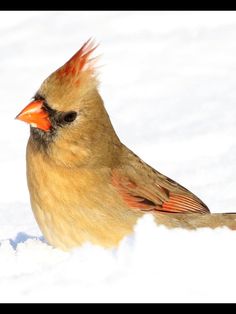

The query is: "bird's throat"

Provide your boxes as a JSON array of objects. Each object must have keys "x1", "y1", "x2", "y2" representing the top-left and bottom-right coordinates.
[{"x1": 30, "y1": 126, "x2": 56, "y2": 152}]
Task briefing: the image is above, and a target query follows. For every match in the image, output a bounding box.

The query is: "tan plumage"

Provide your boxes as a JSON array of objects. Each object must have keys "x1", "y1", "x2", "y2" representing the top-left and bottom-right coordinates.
[{"x1": 16, "y1": 39, "x2": 234, "y2": 251}]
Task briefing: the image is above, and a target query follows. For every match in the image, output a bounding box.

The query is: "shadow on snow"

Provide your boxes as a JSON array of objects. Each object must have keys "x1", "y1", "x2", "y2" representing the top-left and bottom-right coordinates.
[{"x1": 9, "y1": 232, "x2": 46, "y2": 250}]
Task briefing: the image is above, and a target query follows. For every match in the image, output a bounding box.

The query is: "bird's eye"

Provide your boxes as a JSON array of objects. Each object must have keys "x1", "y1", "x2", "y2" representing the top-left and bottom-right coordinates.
[{"x1": 62, "y1": 111, "x2": 77, "y2": 123}]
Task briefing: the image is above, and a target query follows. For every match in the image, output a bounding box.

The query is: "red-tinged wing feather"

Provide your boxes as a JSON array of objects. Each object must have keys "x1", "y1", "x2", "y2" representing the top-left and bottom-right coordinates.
[
  {"x1": 112, "y1": 169, "x2": 209, "y2": 214},
  {"x1": 162, "y1": 193, "x2": 208, "y2": 213}
]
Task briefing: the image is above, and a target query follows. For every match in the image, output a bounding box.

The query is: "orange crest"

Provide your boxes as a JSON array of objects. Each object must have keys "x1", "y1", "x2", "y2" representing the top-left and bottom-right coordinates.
[{"x1": 57, "y1": 38, "x2": 98, "y2": 83}]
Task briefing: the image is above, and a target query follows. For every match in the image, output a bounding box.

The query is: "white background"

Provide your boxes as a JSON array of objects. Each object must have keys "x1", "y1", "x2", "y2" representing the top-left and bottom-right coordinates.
[{"x1": 0, "y1": 11, "x2": 236, "y2": 302}]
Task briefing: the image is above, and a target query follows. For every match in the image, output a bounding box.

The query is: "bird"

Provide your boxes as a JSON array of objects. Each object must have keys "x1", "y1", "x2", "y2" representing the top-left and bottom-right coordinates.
[{"x1": 16, "y1": 39, "x2": 213, "y2": 251}]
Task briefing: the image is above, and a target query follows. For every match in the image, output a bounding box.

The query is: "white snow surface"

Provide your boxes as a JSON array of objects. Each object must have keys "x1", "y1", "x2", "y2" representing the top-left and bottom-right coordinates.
[{"x1": 0, "y1": 11, "x2": 236, "y2": 302}]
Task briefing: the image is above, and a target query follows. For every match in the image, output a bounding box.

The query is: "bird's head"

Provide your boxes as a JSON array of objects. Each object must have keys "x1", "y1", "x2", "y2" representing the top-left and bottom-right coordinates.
[{"x1": 16, "y1": 39, "x2": 120, "y2": 167}]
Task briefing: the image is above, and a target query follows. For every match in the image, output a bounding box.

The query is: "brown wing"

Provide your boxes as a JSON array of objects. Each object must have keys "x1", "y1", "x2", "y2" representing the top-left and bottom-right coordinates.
[{"x1": 112, "y1": 168, "x2": 209, "y2": 214}]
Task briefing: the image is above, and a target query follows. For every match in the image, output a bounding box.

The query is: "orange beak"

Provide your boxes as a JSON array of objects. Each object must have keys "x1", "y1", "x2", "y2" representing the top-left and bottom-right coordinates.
[{"x1": 15, "y1": 100, "x2": 51, "y2": 131}]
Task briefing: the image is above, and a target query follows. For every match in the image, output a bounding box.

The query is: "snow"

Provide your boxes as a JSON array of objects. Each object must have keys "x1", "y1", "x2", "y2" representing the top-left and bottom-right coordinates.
[{"x1": 0, "y1": 11, "x2": 236, "y2": 302}]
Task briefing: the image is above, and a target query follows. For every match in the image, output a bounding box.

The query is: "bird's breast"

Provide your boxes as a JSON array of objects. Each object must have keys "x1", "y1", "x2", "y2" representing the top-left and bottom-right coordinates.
[{"x1": 26, "y1": 142, "x2": 141, "y2": 250}]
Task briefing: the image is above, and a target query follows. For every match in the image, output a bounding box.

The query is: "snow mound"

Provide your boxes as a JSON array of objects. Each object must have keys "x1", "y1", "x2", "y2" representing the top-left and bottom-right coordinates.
[{"x1": 1, "y1": 214, "x2": 236, "y2": 303}]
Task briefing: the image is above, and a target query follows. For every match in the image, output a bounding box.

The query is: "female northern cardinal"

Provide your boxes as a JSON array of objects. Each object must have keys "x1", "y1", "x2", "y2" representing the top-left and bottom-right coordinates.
[{"x1": 16, "y1": 39, "x2": 211, "y2": 250}]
